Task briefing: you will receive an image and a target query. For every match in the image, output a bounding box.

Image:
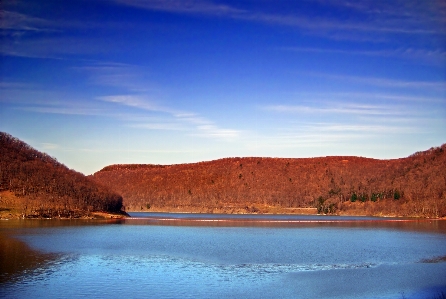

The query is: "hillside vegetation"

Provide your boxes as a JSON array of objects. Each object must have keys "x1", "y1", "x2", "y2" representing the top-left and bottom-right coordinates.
[
  {"x1": 0, "y1": 132, "x2": 124, "y2": 218},
  {"x1": 92, "y1": 145, "x2": 446, "y2": 217}
]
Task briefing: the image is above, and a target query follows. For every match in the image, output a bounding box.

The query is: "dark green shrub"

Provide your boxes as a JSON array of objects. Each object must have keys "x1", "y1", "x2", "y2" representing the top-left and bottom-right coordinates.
[{"x1": 351, "y1": 193, "x2": 357, "y2": 202}]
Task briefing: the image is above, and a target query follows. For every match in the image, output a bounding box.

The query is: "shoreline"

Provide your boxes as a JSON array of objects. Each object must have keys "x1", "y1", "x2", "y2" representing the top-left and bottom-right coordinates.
[
  {"x1": 2, "y1": 210, "x2": 444, "y2": 220},
  {"x1": 2, "y1": 205, "x2": 444, "y2": 220},
  {"x1": 124, "y1": 208, "x2": 445, "y2": 220},
  {"x1": 0, "y1": 210, "x2": 129, "y2": 220},
  {"x1": 0, "y1": 190, "x2": 128, "y2": 220}
]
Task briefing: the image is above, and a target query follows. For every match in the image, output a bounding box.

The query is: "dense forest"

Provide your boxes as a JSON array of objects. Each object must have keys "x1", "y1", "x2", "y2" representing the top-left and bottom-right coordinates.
[
  {"x1": 92, "y1": 144, "x2": 446, "y2": 218},
  {"x1": 0, "y1": 132, "x2": 124, "y2": 218}
]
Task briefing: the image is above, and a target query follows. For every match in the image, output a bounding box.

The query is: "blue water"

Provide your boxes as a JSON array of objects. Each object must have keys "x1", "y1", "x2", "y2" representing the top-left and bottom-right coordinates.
[{"x1": 1, "y1": 214, "x2": 445, "y2": 299}]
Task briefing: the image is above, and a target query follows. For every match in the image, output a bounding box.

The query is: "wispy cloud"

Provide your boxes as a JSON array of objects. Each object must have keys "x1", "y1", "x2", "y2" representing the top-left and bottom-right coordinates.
[
  {"x1": 0, "y1": 9, "x2": 66, "y2": 58},
  {"x1": 288, "y1": 122, "x2": 417, "y2": 134},
  {"x1": 286, "y1": 91, "x2": 445, "y2": 104},
  {"x1": 282, "y1": 46, "x2": 446, "y2": 65},
  {"x1": 264, "y1": 103, "x2": 404, "y2": 117},
  {"x1": 98, "y1": 94, "x2": 241, "y2": 139},
  {"x1": 19, "y1": 105, "x2": 107, "y2": 116},
  {"x1": 3, "y1": 0, "x2": 443, "y2": 61},
  {"x1": 5, "y1": 84, "x2": 242, "y2": 140},
  {"x1": 41, "y1": 142, "x2": 59, "y2": 150},
  {"x1": 0, "y1": 81, "x2": 36, "y2": 90},
  {"x1": 1, "y1": 35, "x2": 127, "y2": 59},
  {"x1": 248, "y1": 120, "x2": 421, "y2": 153},
  {"x1": 129, "y1": 122, "x2": 186, "y2": 131},
  {"x1": 98, "y1": 95, "x2": 163, "y2": 112},
  {"x1": 315, "y1": 0, "x2": 446, "y2": 24},
  {"x1": 77, "y1": 62, "x2": 157, "y2": 93},
  {"x1": 78, "y1": 61, "x2": 241, "y2": 140},
  {"x1": 303, "y1": 72, "x2": 446, "y2": 90},
  {"x1": 0, "y1": 10, "x2": 53, "y2": 33},
  {"x1": 114, "y1": 0, "x2": 245, "y2": 15},
  {"x1": 260, "y1": 97, "x2": 436, "y2": 146},
  {"x1": 114, "y1": 0, "x2": 445, "y2": 37},
  {"x1": 244, "y1": 12, "x2": 436, "y2": 35},
  {"x1": 191, "y1": 125, "x2": 240, "y2": 138}
]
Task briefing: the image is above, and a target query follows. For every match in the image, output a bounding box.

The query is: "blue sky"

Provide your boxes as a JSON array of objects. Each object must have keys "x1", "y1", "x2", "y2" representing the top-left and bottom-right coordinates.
[{"x1": 1, "y1": 0, "x2": 445, "y2": 174}]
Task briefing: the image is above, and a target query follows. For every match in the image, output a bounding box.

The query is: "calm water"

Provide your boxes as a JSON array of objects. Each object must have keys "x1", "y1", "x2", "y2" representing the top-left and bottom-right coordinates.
[{"x1": 1, "y1": 213, "x2": 445, "y2": 299}]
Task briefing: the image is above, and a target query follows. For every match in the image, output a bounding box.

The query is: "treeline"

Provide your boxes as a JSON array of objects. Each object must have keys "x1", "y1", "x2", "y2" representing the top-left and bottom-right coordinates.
[
  {"x1": 0, "y1": 132, "x2": 124, "y2": 218},
  {"x1": 91, "y1": 145, "x2": 446, "y2": 218}
]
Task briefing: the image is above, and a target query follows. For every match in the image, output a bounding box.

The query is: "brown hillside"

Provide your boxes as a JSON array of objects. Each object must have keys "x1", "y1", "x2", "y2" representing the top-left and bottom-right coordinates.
[
  {"x1": 0, "y1": 132, "x2": 125, "y2": 218},
  {"x1": 91, "y1": 145, "x2": 446, "y2": 217}
]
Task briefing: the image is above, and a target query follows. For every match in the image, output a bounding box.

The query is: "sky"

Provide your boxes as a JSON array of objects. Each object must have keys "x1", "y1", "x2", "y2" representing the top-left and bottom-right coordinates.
[{"x1": 1, "y1": 0, "x2": 445, "y2": 175}]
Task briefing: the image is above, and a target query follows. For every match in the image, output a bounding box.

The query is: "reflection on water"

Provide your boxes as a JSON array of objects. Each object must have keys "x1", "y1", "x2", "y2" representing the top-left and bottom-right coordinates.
[
  {"x1": 0, "y1": 219, "x2": 113, "y2": 284},
  {"x1": 0, "y1": 215, "x2": 445, "y2": 299},
  {"x1": 0, "y1": 230, "x2": 59, "y2": 284},
  {"x1": 125, "y1": 212, "x2": 446, "y2": 234}
]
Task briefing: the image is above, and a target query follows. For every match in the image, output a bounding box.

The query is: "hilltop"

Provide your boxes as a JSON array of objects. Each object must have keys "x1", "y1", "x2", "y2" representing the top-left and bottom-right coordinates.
[
  {"x1": 0, "y1": 132, "x2": 126, "y2": 219},
  {"x1": 91, "y1": 145, "x2": 446, "y2": 218}
]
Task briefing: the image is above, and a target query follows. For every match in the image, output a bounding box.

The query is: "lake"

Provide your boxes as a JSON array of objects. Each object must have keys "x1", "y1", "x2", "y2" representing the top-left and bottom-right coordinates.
[{"x1": 1, "y1": 213, "x2": 445, "y2": 299}]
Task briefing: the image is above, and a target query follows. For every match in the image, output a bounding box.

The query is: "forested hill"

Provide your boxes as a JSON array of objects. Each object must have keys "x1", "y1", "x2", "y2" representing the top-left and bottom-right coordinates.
[
  {"x1": 92, "y1": 144, "x2": 446, "y2": 218},
  {"x1": 0, "y1": 132, "x2": 124, "y2": 218}
]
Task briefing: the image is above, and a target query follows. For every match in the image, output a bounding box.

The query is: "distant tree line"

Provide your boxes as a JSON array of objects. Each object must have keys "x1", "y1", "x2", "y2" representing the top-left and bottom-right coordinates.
[{"x1": 92, "y1": 145, "x2": 446, "y2": 218}]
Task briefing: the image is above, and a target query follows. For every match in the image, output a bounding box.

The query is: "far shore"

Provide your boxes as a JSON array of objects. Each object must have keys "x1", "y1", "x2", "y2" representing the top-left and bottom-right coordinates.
[
  {"x1": 124, "y1": 206, "x2": 445, "y2": 219},
  {"x1": 2, "y1": 206, "x2": 445, "y2": 220},
  {"x1": 0, "y1": 210, "x2": 128, "y2": 220}
]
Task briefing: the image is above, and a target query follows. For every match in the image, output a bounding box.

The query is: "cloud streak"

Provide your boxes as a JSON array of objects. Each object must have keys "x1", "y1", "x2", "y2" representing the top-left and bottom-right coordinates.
[
  {"x1": 3, "y1": 0, "x2": 444, "y2": 61},
  {"x1": 76, "y1": 62, "x2": 157, "y2": 93},
  {"x1": 114, "y1": 0, "x2": 245, "y2": 15},
  {"x1": 286, "y1": 91, "x2": 445, "y2": 105},
  {"x1": 260, "y1": 94, "x2": 437, "y2": 149},
  {"x1": 98, "y1": 95, "x2": 163, "y2": 112},
  {"x1": 5, "y1": 86, "x2": 242, "y2": 140},
  {"x1": 98, "y1": 94, "x2": 241, "y2": 139},
  {"x1": 0, "y1": 10, "x2": 53, "y2": 32},
  {"x1": 264, "y1": 103, "x2": 405, "y2": 117},
  {"x1": 282, "y1": 46, "x2": 446, "y2": 65},
  {"x1": 302, "y1": 72, "x2": 446, "y2": 91},
  {"x1": 248, "y1": 120, "x2": 421, "y2": 153},
  {"x1": 79, "y1": 62, "x2": 242, "y2": 140},
  {"x1": 114, "y1": 0, "x2": 445, "y2": 37},
  {"x1": 19, "y1": 106, "x2": 107, "y2": 116}
]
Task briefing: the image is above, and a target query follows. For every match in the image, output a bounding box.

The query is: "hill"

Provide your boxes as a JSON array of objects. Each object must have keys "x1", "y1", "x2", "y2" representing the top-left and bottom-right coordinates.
[
  {"x1": 0, "y1": 132, "x2": 125, "y2": 218},
  {"x1": 91, "y1": 145, "x2": 446, "y2": 218}
]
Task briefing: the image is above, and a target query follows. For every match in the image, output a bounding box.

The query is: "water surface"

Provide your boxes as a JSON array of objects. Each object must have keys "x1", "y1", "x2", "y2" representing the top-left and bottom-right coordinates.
[{"x1": 1, "y1": 214, "x2": 445, "y2": 299}]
